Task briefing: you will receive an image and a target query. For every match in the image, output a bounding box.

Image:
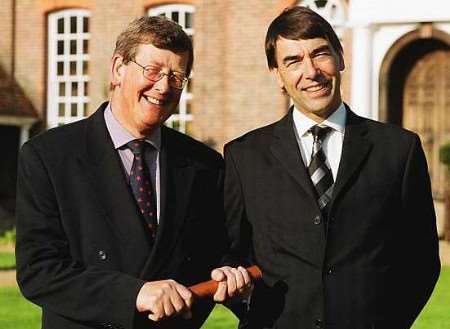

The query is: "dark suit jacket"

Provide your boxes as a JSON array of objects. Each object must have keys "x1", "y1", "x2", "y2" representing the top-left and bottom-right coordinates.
[
  {"x1": 16, "y1": 103, "x2": 227, "y2": 329},
  {"x1": 223, "y1": 107, "x2": 440, "y2": 329}
]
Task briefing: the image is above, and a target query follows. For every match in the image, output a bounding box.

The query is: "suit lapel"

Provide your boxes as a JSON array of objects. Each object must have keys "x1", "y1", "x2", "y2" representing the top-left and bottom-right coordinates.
[
  {"x1": 270, "y1": 109, "x2": 318, "y2": 203},
  {"x1": 330, "y1": 107, "x2": 372, "y2": 209},
  {"x1": 81, "y1": 104, "x2": 152, "y2": 263},
  {"x1": 140, "y1": 127, "x2": 196, "y2": 279}
]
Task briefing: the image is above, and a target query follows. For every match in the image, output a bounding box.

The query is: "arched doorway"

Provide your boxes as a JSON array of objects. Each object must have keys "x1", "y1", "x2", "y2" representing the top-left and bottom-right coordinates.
[{"x1": 379, "y1": 26, "x2": 450, "y2": 237}]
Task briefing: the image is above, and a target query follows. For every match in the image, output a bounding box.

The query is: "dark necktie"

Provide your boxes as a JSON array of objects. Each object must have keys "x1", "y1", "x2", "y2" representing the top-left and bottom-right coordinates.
[
  {"x1": 127, "y1": 140, "x2": 157, "y2": 240},
  {"x1": 308, "y1": 126, "x2": 334, "y2": 215}
]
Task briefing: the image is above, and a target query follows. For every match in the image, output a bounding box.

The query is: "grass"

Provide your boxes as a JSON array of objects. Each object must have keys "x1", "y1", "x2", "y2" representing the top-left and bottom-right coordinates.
[
  {"x1": 0, "y1": 267, "x2": 448, "y2": 328},
  {"x1": 412, "y1": 266, "x2": 450, "y2": 329},
  {"x1": 0, "y1": 252, "x2": 15, "y2": 270}
]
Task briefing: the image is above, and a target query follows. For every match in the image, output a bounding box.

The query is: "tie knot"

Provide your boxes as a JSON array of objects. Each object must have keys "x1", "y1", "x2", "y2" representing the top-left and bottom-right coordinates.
[
  {"x1": 310, "y1": 125, "x2": 332, "y2": 141},
  {"x1": 127, "y1": 139, "x2": 147, "y2": 155}
]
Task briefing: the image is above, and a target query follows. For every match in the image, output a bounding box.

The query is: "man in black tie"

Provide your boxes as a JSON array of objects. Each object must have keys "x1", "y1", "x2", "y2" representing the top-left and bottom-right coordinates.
[
  {"x1": 221, "y1": 6, "x2": 440, "y2": 329},
  {"x1": 16, "y1": 16, "x2": 250, "y2": 329}
]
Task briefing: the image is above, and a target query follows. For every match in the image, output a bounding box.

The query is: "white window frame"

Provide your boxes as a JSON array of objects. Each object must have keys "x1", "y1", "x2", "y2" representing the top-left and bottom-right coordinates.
[
  {"x1": 47, "y1": 9, "x2": 90, "y2": 128},
  {"x1": 148, "y1": 4, "x2": 195, "y2": 134},
  {"x1": 299, "y1": 0, "x2": 346, "y2": 37}
]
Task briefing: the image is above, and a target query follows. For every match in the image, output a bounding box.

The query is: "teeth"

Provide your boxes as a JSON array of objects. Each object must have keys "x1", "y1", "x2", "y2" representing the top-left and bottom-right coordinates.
[
  {"x1": 304, "y1": 83, "x2": 328, "y2": 92},
  {"x1": 144, "y1": 95, "x2": 163, "y2": 105}
]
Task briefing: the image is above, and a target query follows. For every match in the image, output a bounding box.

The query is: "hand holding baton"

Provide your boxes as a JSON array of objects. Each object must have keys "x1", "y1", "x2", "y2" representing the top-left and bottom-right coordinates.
[{"x1": 188, "y1": 265, "x2": 262, "y2": 299}]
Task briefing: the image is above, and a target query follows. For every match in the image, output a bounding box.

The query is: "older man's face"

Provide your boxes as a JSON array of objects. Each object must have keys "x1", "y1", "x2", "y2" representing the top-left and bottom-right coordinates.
[{"x1": 112, "y1": 43, "x2": 189, "y2": 137}]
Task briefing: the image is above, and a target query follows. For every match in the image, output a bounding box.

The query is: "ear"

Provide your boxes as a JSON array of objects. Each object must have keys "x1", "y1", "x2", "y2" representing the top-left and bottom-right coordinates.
[
  {"x1": 111, "y1": 55, "x2": 125, "y2": 88},
  {"x1": 273, "y1": 68, "x2": 287, "y2": 94}
]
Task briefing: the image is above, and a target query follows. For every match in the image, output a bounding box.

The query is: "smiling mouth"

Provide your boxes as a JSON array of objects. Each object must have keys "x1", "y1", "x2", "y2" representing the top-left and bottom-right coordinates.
[
  {"x1": 302, "y1": 81, "x2": 331, "y2": 93},
  {"x1": 143, "y1": 95, "x2": 166, "y2": 106}
]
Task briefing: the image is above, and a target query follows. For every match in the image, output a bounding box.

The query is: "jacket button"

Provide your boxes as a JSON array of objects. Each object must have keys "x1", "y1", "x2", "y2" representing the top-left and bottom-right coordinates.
[
  {"x1": 313, "y1": 215, "x2": 322, "y2": 225},
  {"x1": 326, "y1": 267, "x2": 334, "y2": 275},
  {"x1": 315, "y1": 319, "x2": 324, "y2": 329},
  {"x1": 98, "y1": 250, "x2": 107, "y2": 260}
]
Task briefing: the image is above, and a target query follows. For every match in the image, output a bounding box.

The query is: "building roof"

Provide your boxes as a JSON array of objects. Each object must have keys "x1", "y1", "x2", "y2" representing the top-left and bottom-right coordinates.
[{"x1": 0, "y1": 65, "x2": 38, "y2": 119}]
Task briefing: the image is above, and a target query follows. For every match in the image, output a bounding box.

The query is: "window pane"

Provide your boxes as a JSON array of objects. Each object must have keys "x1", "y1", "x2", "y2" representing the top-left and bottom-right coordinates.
[
  {"x1": 83, "y1": 17, "x2": 89, "y2": 33},
  {"x1": 159, "y1": 13, "x2": 166, "y2": 18},
  {"x1": 172, "y1": 120, "x2": 180, "y2": 130},
  {"x1": 185, "y1": 12, "x2": 192, "y2": 28},
  {"x1": 83, "y1": 61, "x2": 88, "y2": 75},
  {"x1": 57, "y1": 62, "x2": 64, "y2": 76},
  {"x1": 57, "y1": 40, "x2": 64, "y2": 55},
  {"x1": 174, "y1": 105, "x2": 180, "y2": 114},
  {"x1": 57, "y1": 18, "x2": 64, "y2": 34},
  {"x1": 172, "y1": 12, "x2": 179, "y2": 23},
  {"x1": 70, "y1": 61, "x2": 77, "y2": 75},
  {"x1": 83, "y1": 102, "x2": 88, "y2": 116},
  {"x1": 71, "y1": 82, "x2": 78, "y2": 96},
  {"x1": 59, "y1": 82, "x2": 65, "y2": 96},
  {"x1": 70, "y1": 16, "x2": 77, "y2": 33},
  {"x1": 70, "y1": 40, "x2": 77, "y2": 54},
  {"x1": 71, "y1": 103, "x2": 77, "y2": 116},
  {"x1": 83, "y1": 39, "x2": 88, "y2": 54},
  {"x1": 84, "y1": 81, "x2": 89, "y2": 96},
  {"x1": 186, "y1": 100, "x2": 192, "y2": 114},
  {"x1": 58, "y1": 103, "x2": 65, "y2": 117}
]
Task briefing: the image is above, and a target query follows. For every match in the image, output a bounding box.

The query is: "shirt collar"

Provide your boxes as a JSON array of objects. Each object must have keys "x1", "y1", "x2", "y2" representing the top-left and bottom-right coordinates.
[
  {"x1": 104, "y1": 102, "x2": 161, "y2": 151},
  {"x1": 293, "y1": 102, "x2": 346, "y2": 137}
]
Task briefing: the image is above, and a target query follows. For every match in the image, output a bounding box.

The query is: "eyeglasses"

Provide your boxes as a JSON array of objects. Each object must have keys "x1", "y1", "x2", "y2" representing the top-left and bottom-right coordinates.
[{"x1": 130, "y1": 60, "x2": 189, "y2": 90}]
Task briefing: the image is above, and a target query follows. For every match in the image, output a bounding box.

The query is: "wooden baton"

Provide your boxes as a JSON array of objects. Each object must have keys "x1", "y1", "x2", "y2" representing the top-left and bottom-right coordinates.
[{"x1": 188, "y1": 265, "x2": 262, "y2": 299}]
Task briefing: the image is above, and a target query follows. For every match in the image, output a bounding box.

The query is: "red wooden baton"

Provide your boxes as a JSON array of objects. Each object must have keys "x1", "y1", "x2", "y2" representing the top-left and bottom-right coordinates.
[{"x1": 188, "y1": 265, "x2": 262, "y2": 298}]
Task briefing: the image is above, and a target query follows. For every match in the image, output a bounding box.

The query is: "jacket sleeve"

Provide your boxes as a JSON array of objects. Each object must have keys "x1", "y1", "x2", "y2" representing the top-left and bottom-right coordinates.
[
  {"x1": 393, "y1": 134, "x2": 440, "y2": 327},
  {"x1": 15, "y1": 141, "x2": 145, "y2": 329}
]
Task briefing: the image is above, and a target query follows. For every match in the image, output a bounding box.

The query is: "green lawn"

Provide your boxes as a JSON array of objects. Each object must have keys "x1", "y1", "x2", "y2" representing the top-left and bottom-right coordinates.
[
  {"x1": 0, "y1": 267, "x2": 448, "y2": 328},
  {"x1": 0, "y1": 252, "x2": 15, "y2": 270}
]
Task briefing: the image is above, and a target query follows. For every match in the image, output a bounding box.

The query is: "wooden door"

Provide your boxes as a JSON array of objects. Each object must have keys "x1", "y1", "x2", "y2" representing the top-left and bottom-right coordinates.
[{"x1": 403, "y1": 50, "x2": 450, "y2": 200}]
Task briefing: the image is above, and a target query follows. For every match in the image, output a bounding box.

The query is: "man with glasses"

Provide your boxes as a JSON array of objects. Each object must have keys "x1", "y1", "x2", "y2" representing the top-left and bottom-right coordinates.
[{"x1": 16, "y1": 16, "x2": 250, "y2": 329}]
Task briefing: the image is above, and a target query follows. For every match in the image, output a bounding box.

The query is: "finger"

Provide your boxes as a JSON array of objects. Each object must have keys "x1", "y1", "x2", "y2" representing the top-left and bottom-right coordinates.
[
  {"x1": 148, "y1": 302, "x2": 164, "y2": 322},
  {"x1": 175, "y1": 283, "x2": 193, "y2": 309},
  {"x1": 213, "y1": 280, "x2": 227, "y2": 302},
  {"x1": 238, "y1": 266, "x2": 252, "y2": 288},
  {"x1": 224, "y1": 268, "x2": 237, "y2": 297},
  {"x1": 211, "y1": 268, "x2": 226, "y2": 281},
  {"x1": 163, "y1": 294, "x2": 176, "y2": 318},
  {"x1": 231, "y1": 267, "x2": 245, "y2": 291}
]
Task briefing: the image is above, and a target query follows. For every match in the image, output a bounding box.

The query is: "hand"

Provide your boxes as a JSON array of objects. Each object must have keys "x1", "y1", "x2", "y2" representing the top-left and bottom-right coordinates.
[
  {"x1": 136, "y1": 279, "x2": 193, "y2": 322},
  {"x1": 211, "y1": 266, "x2": 253, "y2": 303}
]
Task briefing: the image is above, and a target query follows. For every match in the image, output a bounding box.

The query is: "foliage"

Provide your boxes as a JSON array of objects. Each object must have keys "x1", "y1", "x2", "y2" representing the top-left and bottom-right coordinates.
[
  {"x1": 0, "y1": 227, "x2": 16, "y2": 245},
  {"x1": 439, "y1": 143, "x2": 450, "y2": 171}
]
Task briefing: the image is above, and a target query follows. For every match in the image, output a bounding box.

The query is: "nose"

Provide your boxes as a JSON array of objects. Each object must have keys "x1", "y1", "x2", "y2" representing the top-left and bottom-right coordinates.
[
  {"x1": 303, "y1": 56, "x2": 319, "y2": 79},
  {"x1": 154, "y1": 73, "x2": 171, "y2": 94}
]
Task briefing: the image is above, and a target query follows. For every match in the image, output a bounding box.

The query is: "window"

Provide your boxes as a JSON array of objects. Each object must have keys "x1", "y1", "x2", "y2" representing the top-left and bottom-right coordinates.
[
  {"x1": 148, "y1": 4, "x2": 195, "y2": 134},
  {"x1": 298, "y1": 0, "x2": 346, "y2": 37},
  {"x1": 47, "y1": 9, "x2": 90, "y2": 128}
]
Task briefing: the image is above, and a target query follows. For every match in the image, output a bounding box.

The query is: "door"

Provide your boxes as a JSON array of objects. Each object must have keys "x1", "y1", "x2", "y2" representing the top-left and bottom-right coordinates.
[{"x1": 403, "y1": 50, "x2": 450, "y2": 200}]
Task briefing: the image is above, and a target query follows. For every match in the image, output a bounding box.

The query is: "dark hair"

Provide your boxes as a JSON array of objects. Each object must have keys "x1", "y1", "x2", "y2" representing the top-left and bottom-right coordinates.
[
  {"x1": 113, "y1": 16, "x2": 193, "y2": 76},
  {"x1": 265, "y1": 6, "x2": 343, "y2": 69}
]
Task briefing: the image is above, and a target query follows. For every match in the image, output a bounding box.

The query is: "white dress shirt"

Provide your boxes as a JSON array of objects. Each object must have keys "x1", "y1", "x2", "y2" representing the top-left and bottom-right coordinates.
[{"x1": 292, "y1": 103, "x2": 346, "y2": 180}]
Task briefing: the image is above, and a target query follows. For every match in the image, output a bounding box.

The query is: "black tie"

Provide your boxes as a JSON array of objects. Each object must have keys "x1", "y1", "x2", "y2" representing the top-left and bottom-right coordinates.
[
  {"x1": 308, "y1": 126, "x2": 334, "y2": 215},
  {"x1": 127, "y1": 140, "x2": 157, "y2": 240}
]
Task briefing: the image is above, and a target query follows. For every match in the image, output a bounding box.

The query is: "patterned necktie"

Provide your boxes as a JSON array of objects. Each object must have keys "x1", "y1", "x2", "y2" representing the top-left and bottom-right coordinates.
[
  {"x1": 308, "y1": 126, "x2": 334, "y2": 215},
  {"x1": 127, "y1": 140, "x2": 157, "y2": 240}
]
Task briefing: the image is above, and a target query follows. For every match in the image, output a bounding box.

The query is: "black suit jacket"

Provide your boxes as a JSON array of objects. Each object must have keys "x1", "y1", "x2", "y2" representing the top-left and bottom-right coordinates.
[
  {"x1": 16, "y1": 103, "x2": 227, "y2": 329},
  {"x1": 223, "y1": 107, "x2": 440, "y2": 329}
]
